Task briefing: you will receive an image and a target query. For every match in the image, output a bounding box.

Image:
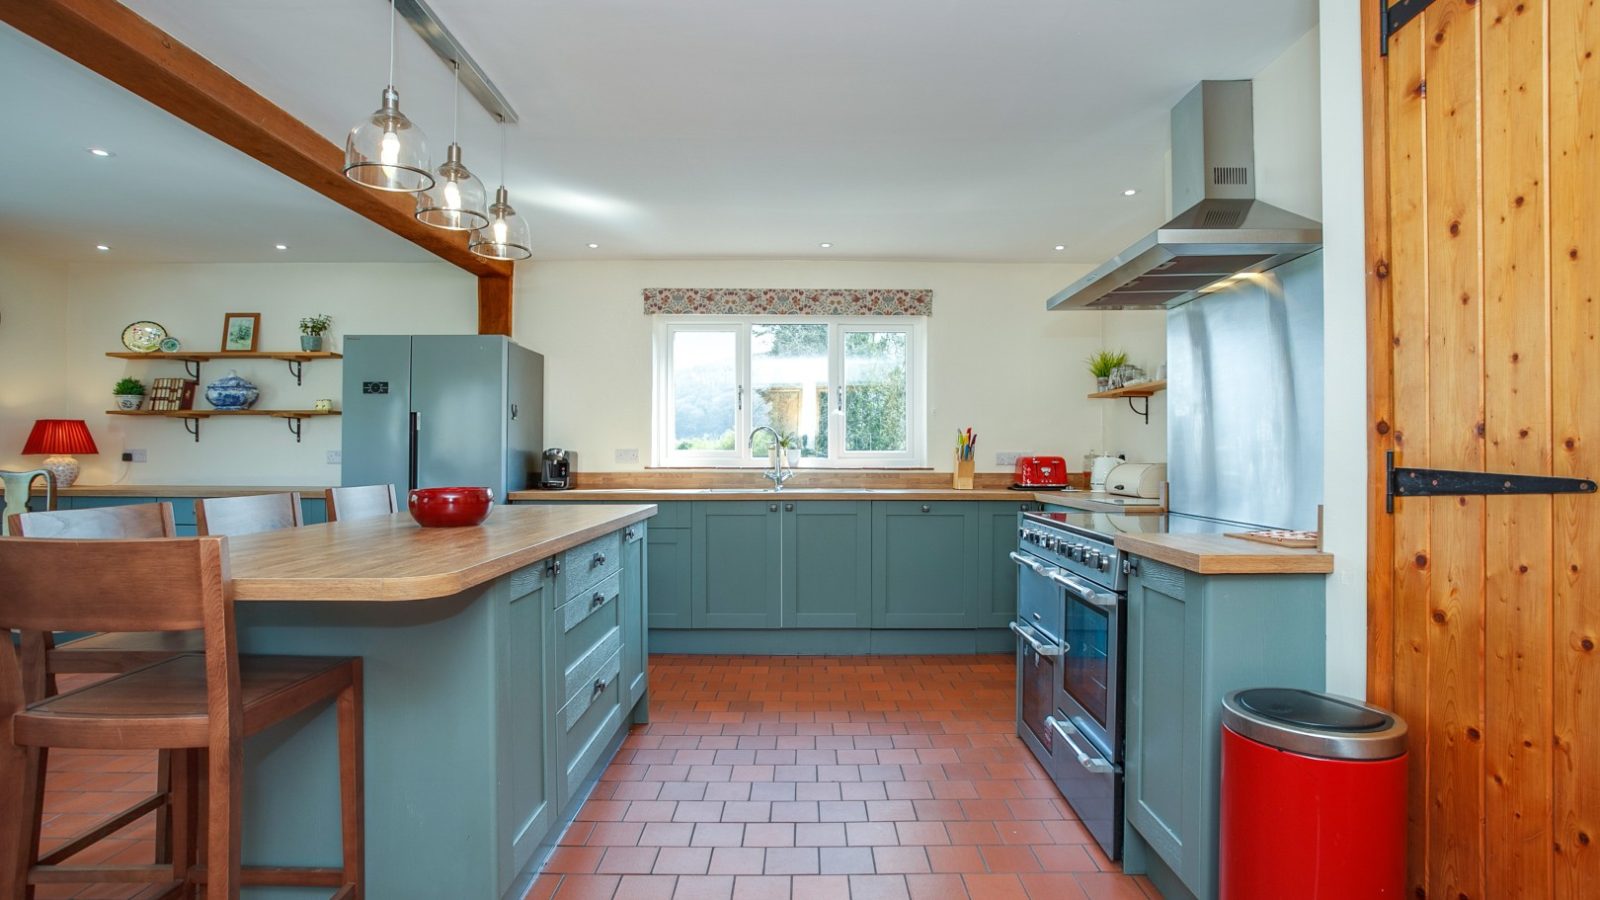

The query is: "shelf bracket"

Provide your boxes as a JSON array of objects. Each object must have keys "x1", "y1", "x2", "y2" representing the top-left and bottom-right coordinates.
[
  {"x1": 1127, "y1": 396, "x2": 1150, "y2": 425},
  {"x1": 284, "y1": 417, "x2": 303, "y2": 443},
  {"x1": 182, "y1": 418, "x2": 200, "y2": 443},
  {"x1": 285, "y1": 359, "x2": 304, "y2": 386},
  {"x1": 183, "y1": 359, "x2": 200, "y2": 380},
  {"x1": 1385, "y1": 451, "x2": 1597, "y2": 513}
]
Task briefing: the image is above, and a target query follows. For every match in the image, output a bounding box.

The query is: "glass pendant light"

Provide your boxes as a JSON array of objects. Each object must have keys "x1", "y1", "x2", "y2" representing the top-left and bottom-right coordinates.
[
  {"x1": 469, "y1": 118, "x2": 533, "y2": 260},
  {"x1": 416, "y1": 62, "x2": 489, "y2": 230},
  {"x1": 344, "y1": 0, "x2": 434, "y2": 192}
]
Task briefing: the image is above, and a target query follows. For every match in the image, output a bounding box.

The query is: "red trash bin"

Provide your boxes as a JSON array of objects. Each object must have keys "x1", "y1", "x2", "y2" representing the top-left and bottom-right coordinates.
[{"x1": 1220, "y1": 688, "x2": 1408, "y2": 900}]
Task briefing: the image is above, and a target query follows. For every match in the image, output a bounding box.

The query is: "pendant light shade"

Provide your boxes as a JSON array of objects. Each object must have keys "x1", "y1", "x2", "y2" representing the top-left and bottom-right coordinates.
[
  {"x1": 470, "y1": 185, "x2": 533, "y2": 260},
  {"x1": 343, "y1": 0, "x2": 433, "y2": 192},
  {"x1": 416, "y1": 64, "x2": 489, "y2": 230}
]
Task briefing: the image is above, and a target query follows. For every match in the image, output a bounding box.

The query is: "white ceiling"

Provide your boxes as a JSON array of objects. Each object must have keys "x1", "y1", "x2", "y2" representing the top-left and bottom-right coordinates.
[
  {"x1": 0, "y1": 24, "x2": 433, "y2": 264},
  {"x1": 9, "y1": 0, "x2": 1317, "y2": 265}
]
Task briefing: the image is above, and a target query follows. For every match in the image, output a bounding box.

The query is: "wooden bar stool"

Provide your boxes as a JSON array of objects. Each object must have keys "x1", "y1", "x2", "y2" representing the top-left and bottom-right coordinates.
[
  {"x1": 323, "y1": 485, "x2": 396, "y2": 523},
  {"x1": 0, "y1": 536, "x2": 364, "y2": 900},
  {"x1": 196, "y1": 492, "x2": 304, "y2": 537}
]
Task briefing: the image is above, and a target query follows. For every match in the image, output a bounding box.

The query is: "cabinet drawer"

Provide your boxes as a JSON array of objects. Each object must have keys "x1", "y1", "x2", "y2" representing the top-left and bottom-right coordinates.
[
  {"x1": 558, "y1": 573, "x2": 622, "y2": 691},
  {"x1": 562, "y1": 625, "x2": 622, "y2": 709},
  {"x1": 561, "y1": 531, "x2": 622, "y2": 602},
  {"x1": 557, "y1": 649, "x2": 624, "y2": 805}
]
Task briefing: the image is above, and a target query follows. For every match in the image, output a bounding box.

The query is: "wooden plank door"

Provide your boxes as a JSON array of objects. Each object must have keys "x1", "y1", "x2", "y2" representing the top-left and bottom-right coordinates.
[{"x1": 1364, "y1": 1, "x2": 1600, "y2": 896}]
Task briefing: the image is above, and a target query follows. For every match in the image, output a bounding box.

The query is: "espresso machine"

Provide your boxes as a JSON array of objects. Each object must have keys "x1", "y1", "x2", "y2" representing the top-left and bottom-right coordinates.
[{"x1": 540, "y1": 448, "x2": 574, "y2": 490}]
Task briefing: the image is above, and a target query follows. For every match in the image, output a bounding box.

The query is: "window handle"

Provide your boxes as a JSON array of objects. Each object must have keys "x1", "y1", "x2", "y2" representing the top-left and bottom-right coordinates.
[
  {"x1": 738, "y1": 385, "x2": 744, "y2": 411},
  {"x1": 836, "y1": 386, "x2": 843, "y2": 413}
]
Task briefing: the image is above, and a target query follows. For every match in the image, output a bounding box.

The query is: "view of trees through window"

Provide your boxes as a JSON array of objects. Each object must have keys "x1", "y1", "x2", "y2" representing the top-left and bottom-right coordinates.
[{"x1": 664, "y1": 320, "x2": 916, "y2": 464}]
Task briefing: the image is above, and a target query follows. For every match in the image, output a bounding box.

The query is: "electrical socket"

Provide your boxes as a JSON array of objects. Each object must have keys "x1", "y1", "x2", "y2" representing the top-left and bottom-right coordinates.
[
  {"x1": 122, "y1": 449, "x2": 147, "y2": 463},
  {"x1": 614, "y1": 448, "x2": 640, "y2": 464},
  {"x1": 994, "y1": 452, "x2": 1021, "y2": 467},
  {"x1": 326, "y1": 450, "x2": 342, "y2": 465}
]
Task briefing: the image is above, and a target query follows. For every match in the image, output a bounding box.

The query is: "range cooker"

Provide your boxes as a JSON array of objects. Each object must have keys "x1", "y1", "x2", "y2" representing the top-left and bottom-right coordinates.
[{"x1": 1011, "y1": 510, "x2": 1130, "y2": 859}]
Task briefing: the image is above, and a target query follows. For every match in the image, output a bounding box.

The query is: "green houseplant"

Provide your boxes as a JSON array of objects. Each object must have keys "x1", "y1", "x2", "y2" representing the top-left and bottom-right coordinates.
[
  {"x1": 112, "y1": 376, "x2": 145, "y2": 411},
  {"x1": 776, "y1": 432, "x2": 801, "y2": 468},
  {"x1": 299, "y1": 314, "x2": 333, "y2": 352},
  {"x1": 1087, "y1": 350, "x2": 1128, "y2": 392}
]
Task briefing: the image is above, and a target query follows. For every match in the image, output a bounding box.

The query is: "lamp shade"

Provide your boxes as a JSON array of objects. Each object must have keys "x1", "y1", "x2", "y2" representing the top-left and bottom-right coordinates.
[{"x1": 22, "y1": 419, "x2": 98, "y2": 455}]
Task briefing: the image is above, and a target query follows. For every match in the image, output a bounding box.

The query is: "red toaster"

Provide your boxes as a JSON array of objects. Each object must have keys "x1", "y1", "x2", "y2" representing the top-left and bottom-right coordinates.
[{"x1": 1014, "y1": 456, "x2": 1069, "y2": 489}]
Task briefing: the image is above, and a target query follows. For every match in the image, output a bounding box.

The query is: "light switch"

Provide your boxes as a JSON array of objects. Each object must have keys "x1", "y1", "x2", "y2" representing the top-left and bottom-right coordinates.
[{"x1": 615, "y1": 448, "x2": 640, "y2": 464}]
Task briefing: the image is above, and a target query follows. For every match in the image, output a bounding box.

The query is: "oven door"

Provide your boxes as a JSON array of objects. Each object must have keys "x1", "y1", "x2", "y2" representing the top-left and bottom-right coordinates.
[
  {"x1": 1010, "y1": 553, "x2": 1064, "y2": 757},
  {"x1": 1054, "y1": 571, "x2": 1121, "y2": 760}
]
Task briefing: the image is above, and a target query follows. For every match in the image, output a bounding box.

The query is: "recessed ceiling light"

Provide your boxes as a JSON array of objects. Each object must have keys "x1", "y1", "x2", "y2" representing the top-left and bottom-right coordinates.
[
  {"x1": 587, "y1": 243, "x2": 600, "y2": 249},
  {"x1": 1054, "y1": 245, "x2": 1066, "y2": 252},
  {"x1": 274, "y1": 243, "x2": 289, "y2": 251},
  {"x1": 1123, "y1": 188, "x2": 1138, "y2": 196},
  {"x1": 86, "y1": 147, "x2": 114, "y2": 158},
  {"x1": 819, "y1": 242, "x2": 833, "y2": 249},
  {"x1": 94, "y1": 244, "x2": 111, "y2": 252}
]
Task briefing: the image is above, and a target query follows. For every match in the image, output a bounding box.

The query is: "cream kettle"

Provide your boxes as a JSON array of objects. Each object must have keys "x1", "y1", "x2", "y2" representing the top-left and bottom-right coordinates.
[{"x1": 1089, "y1": 453, "x2": 1123, "y2": 489}]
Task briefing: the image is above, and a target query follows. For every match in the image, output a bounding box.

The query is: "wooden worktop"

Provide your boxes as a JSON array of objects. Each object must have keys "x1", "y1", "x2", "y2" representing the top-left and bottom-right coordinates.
[
  {"x1": 226, "y1": 504, "x2": 655, "y2": 602},
  {"x1": 0, "y1": 483, "x2": 331, "y2": 498},
  {"x1": 509, "y1": 487, "x2": 1040, "y2": 502},
  {"x1": 1114, "y1": 532, "x2": 1334, "y2": 575}
]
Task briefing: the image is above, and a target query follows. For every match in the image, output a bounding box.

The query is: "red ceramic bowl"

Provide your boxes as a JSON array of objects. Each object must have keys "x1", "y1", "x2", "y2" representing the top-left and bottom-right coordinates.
[{"x1": 409, "y1": 486, "x2": 495, "y2": 527}]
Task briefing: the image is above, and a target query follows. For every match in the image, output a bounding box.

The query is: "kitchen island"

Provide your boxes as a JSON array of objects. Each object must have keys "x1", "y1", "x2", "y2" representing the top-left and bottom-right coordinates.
[{"x1": 218, "y1": 503, "x2": 654, "y2": 899}]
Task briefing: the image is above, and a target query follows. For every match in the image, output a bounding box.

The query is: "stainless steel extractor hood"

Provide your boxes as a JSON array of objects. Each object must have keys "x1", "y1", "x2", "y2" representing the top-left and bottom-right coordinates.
[{"x1": 1047, "y1": 80, "x2": 1322, "y2": 311}]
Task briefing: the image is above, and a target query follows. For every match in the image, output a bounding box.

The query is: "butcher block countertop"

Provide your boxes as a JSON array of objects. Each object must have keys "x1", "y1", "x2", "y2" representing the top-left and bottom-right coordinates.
[
  {"x1": 1114, "y1": 532, "x2": 1334, "y2": 575},
  {"x1": 226, "y1": 504, "x2": 655, "y2": 602},
  {"x1": 0, "y1": 483, "x2": 331, "y2": 498},
  {"x1": 509, "y1": 487, "x2": 1039, "y2": 502}
]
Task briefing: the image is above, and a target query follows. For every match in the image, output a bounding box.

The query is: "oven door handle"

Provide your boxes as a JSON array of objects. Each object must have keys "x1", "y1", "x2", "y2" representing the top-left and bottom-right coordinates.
[
  {"x1": 1009, "y1": 621, "x2": 1064, "y2": 658},
  {"x1": 1046, "y1": 716, "x2": 1115, "y2": 775},
  {"x1": 1047, "y1": 570, "x2": 1119, "y2": 611},
  {"x1": 1008, "y1": 551, "x2": 1050, "y2": 577}
]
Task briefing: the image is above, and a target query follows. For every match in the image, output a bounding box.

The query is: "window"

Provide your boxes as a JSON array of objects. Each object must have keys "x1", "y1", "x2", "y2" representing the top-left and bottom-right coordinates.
[{"x1": 655, "y1": 316, "x2": 924, "y2": 467}]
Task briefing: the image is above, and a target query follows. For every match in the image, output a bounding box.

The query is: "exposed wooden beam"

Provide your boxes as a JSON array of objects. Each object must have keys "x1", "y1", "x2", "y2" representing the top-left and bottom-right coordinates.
[
  {"x1": 476, "y1": 273, "x2": 513, "y2": 337},
  {"x1": 0, "y1": 0, "x2": 515, "y2": 298}
]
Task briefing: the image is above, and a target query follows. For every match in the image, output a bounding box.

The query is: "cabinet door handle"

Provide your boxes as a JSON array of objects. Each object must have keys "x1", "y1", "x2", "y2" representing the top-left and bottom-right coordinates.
[
  {"x1": 624, "y1": 527, "x2": 636, "y2": 540},
  {"x1": 769, "y1": 504, "x2": 779, "y2": 513},
  {"x1": 592, "y1": 552, "x2": 607, "y2": 568},
  {"x1": 920, "y1": 504, "x2": 931, "y2": 513},
  {"x1": 594, "y1": 676, "x2": 610, "y2": 695},
  {"x1": 592, "y1": 591, "x2": 606, "y2": 608},
  {"x1": 784, "y1": 503, "x2": 794, "y2": 512}
]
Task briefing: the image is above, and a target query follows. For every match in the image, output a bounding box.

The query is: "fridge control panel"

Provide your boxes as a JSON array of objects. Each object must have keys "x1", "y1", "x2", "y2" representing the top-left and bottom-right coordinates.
[{"x1": 363, "y1": 381, "x2": 390, "y2": 394}]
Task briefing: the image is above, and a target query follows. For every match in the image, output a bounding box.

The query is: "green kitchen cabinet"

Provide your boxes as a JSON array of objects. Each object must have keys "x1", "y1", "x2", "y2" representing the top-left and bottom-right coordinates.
[
  {"x1": 871, "y1": 501, "x2": 980, "y2": 629},
  {"x1": 496, "y1": 559, "x2": 554, "y2": 883},
  {"x1": 647, "y1": 528, "x2": 693, "y2": 628},
  {"x1": 300, "y1": 498, "x2": 328, "y2": 525},
  {"x1": 976, "y1": 500, "x2": 1041, "y2": 628},
  {"x1": 783, "y1": 501, "x2": 873, "y2": 628},
  {"x1": 1121, "y1": 555, "x2": 1326, "y2": 900},
  {"x1": 691, "y1": 501, "x2": 783, "y2": 628},
  {"x1": 621, "y1": 521, "x2": 649, "y2": 710}
]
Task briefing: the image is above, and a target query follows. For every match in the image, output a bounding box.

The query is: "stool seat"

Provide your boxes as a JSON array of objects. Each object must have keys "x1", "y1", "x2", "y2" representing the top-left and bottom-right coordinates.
[
  {"x1": 17, "y1": 655, "x2": 357, "y2": 751},
  {"x1": 50, "y1": 631, "x2": 206, "y2": 673}
]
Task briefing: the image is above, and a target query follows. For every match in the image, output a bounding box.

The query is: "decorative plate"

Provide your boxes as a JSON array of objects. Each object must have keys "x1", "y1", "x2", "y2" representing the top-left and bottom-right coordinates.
[
  {"x1": 121, "y1": 321, "x2": 168, "y2": 353},
  {"x1": 158, "y1": 337, "x2": 181, "y2": 353}
]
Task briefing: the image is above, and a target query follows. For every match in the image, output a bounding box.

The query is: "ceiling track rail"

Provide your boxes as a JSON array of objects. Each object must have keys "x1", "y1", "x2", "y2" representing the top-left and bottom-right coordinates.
[
  {"x1": 393, "y1": 0, "x2": 518, "y2": 123},
  {"x1": 1384, "y1": 451, "x2": 1598, "y2": 513},
  {"x1": 1380, "y1": 0, "x2": 1437, "y2": 56}
]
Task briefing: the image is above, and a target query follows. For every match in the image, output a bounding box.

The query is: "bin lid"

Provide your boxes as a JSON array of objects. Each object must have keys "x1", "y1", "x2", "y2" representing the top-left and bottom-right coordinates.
[{"x1": 1222, "y1": 688, "x2": 1408, "y2": 760}]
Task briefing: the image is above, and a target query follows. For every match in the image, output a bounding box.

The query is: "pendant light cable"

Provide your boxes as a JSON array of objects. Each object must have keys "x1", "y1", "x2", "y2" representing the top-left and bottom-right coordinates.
[
  {"x1": 387, "y1": 0, "x2": 397, "y2": 88},
  {"x1": 452, "y1": 62, "x2": 461, "y2": 142},
  {"x1": 498, "y1": 114, "x2": 507, "y2": 186}
]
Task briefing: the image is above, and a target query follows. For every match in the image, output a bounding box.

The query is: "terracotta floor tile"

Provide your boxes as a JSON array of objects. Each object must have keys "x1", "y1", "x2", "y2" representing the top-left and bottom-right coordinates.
[
  {"x1": 912, "y1": 800, "x2": 967, "y2": 821},
  {"x1": 926, "y1": 845, "x2": 987, "y2": 874},
  {"x1": 873, "y1": 846, "x2": 933, "y2": 874},
  {"x1": 994, "y1": 822, "x2": 1052, "y2": 845},
  {"x1": 708, "y1": 847, "x2": 767, "y2": 875},
  {"x1": 1032, "y1": 844, "x2": 1098, "y2": 873},
  {"x1": 763, "y1": 847, "x2": 820, "y2": 875},
  {"x1": 742, "y1": 823, "x2": 797, "y2": 848},
  {"x1": 943, "y1": 822, "x2": 1003, "y2": 845},
  {"x1": 660, "y1": 782, "x2": 710, "y2": 802},
  {"x1": 842, "y1": 781, "x2": 890, "y2": 801},
  {"x1": 845, "y1": 821, "x2": 901, "y2": 846},
  {"x1": 640, "y1": 823, "x2": 696, "y2": 847},
  {"x1": 615, "y1": 874, "x2": 679, "y2": 900},
  {"x1": 653, "y1": 847, "x2": 713, "y2": 875},
  {"x1": 546, "y1": 845, "x2": 608, "y2": 874},
  {"x1": 978, "y1": 846, "x2": 1042, "y2": 874},
  {"x1": 819, "y1": 846, "x2": 875, "y2": 875},
  {"x1": 849, "y1": 874, "x2": 913, "y2": 900},
  {"x1": 906, "y1": 873, "x2": 973, "y2": 900},
  {"x1": 525, "y1": 872, "x2": 565, "y2": 900},
  {"x1": 868, "y1": 800, "x2": 918, "y2": 821},
  {"x1": 888, "y1": 780, "x2": 937, "y2": 801},
  {"x1": 673, "y1": 801, "x2": 726, "y2": 823},
  {"x1": 721, "y1": 801, "x2": 772, "y2": 823},
  {"x1": 895, "y1": 822, "x2": 951, "y2": 846},
  {"x1": 790, "y1": 874, "x2": 850, "y2": 900},
  {"x1": 794, "y1": 822, "x2": 846, "y2": 847},
  {"x1": 598, "y1": 846, "x2": 661, "y2": 875},
  {"x1": 731, "y1": 875, "x2": 792, "y2": 900},
  {"x1": 554, "y1": 874, "x2": 623, "y2": 899},
  {"x1": 1019, "y1": 873, "x2": 1089, "y2": 899},
  {"x1": 1073, "y1": 872, "x2": 1150, "y2": 900},
  {"x1": 961, "y1": 874, "x2": 1028, "y2": 900},
  {"x1": 590, "y1": 822, "x2": 649, "y2": 845},
  {"x1": 692, "y1": 823, "x2": 747, "y2": 847},
  {"x1": 769, "y1": 801, "x2": 819, "y2": 823},
  {"x1": 673, "y1": 875, "x2": 734, "y2": 900}
]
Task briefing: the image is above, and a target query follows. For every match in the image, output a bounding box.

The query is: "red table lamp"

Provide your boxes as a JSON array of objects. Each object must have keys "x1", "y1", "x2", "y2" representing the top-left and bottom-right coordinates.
[{"x1": 22, "y1": 419, "x2": 98, "y2": 488}]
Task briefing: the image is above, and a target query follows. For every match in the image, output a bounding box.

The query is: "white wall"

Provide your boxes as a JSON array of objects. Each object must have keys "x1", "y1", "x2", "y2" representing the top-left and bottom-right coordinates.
[
  {"x1": 1318, "y1": 8, "x2": 1368, "y2": 697},
  {"x1": 0, "y1": 258, "x2": 475, "y2": 485},
  {"x1": 513, "y1": 259, "x2": 1166, "y2": 473},
  {"x1": 1254, "y1": 28, "x2": 1325, "y2": 221},
  {"x1": 1100, "y1": 312, "x2": 1167, "y2": 464}
]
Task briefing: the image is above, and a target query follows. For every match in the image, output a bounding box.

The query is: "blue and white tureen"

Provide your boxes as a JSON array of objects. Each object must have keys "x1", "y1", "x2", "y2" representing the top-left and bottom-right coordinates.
[{"x1": 205, "y1": 370, "x2": 260, "y2": 410}]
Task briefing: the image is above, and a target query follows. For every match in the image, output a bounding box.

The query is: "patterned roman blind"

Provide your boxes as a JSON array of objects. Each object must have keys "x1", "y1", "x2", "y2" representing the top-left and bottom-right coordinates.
[{"x1": 643, "y1": 288, "x2": 932, "y2": 316}]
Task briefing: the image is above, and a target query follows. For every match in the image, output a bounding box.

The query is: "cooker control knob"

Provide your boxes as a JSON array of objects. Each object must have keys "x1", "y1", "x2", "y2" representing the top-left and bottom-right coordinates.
[{"x1": 1099, "y1": 557, "x2": 1112, "y2": 572}]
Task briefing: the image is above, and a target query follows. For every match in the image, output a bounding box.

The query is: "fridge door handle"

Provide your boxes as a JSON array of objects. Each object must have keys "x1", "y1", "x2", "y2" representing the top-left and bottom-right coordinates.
[{"x1": 408, "y1": 411, "x2": 420, "y2": 491}]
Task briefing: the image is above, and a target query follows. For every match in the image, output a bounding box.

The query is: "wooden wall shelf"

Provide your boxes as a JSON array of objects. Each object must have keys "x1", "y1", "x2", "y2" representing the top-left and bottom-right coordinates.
[
  {"x1": 1088, "y1": 380, "x2": 1166, "y2": 425},
  {"x1": 106, "y1": 351, "x2": 342, "y2": 385},
  {"x1": 106, "y1": 409, "x2": 340, "y2": 443}
]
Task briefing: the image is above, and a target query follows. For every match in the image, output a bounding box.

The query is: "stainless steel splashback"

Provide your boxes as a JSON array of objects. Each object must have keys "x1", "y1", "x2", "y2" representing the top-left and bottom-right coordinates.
[{"x1": 1166, "y1": 250, "x2": 1324, "y2": 530}]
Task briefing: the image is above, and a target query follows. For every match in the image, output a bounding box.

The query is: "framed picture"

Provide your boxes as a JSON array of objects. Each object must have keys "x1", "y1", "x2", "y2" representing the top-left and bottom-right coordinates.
[{"x1": 221, "y1": 312, "x2": 260, "y2": 352}]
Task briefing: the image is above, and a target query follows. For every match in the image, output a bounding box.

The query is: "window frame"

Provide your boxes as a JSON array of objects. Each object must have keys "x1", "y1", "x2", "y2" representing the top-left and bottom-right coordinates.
[{"x1": 653, "y1": 315, "x2": 926, "y2": 469}]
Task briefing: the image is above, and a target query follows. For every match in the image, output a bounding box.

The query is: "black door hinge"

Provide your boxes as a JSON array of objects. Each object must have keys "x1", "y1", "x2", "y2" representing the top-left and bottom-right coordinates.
[
  {"x1": 1385, "y1": 451, "x2": 1597, "y2": 513},
  {"x1": 1381, "y1": 0, "x2": 1438, "y2": 56}
]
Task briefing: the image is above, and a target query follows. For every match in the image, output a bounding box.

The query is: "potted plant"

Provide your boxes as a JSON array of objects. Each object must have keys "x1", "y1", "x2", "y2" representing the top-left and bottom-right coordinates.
[
  {"x1": 112, "y1": 377, "x2": 145, "y2": 411},
  {"x1": 777, "y1": 433, "x2": 801, "y2": 469},
  {"x1": 1087, "y1": 350, "x2": 1128, "y2": 392},
  {"x1": 299, "y1": 314, "x2": 333, "y2": 352}
]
